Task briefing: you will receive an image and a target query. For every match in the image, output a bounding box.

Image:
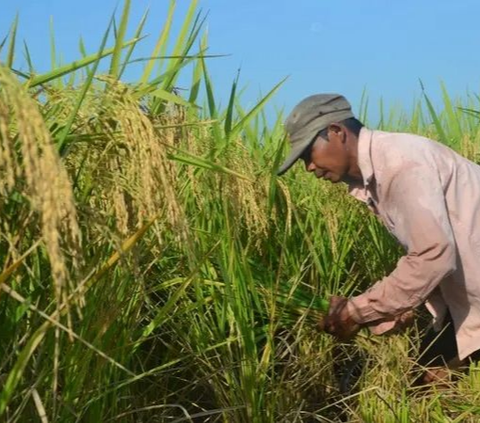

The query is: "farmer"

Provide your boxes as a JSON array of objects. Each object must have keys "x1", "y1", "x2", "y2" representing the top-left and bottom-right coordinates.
[{"x1": 277, "y1": 94, "x2": 480, "y2": 384}]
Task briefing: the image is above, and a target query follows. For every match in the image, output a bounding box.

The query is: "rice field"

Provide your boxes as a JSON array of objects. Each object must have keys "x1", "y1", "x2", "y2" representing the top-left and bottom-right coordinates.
[{"x1": 1, "y1": 1, "x2": 480, "y2": 422}]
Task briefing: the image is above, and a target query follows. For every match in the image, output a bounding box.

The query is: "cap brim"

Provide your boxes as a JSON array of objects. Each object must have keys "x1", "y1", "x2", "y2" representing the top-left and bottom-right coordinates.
[{"x1": 276, "y1": 137, "x2": 312, "y2": 176}]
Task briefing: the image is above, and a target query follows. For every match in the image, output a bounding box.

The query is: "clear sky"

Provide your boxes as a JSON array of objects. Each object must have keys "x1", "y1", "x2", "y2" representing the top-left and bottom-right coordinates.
[{"x1": 2, "y1": 0, "x2": 480, "y2": 124}]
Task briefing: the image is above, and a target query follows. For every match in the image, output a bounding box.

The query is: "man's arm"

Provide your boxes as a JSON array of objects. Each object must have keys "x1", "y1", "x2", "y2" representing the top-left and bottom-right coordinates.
[{"x1": 347, "y1": 164, "x2": 457, "y2": 324}]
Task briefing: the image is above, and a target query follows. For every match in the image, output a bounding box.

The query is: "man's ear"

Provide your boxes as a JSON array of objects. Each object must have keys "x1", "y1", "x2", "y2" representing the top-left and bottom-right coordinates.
[{"x1": 327, "y1": 123, "x2": 346, "y2": 143}]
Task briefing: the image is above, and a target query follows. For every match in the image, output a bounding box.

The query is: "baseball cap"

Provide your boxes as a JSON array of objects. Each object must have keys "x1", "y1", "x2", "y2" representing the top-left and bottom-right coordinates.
[{"x1": 277, "y1": 94, "x2": 354, "y2": 175}]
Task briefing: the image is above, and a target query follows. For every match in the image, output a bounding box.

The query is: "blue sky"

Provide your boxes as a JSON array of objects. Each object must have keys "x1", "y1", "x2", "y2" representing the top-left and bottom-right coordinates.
[{"x1": 2, "y1": 0, "x2": 480, "y2": 124}]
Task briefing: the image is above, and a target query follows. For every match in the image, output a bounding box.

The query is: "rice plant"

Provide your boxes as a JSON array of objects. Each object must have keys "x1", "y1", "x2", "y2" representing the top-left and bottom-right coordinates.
[{"x1": 0, "y1": 1, "x2": 480, "y2": 422}]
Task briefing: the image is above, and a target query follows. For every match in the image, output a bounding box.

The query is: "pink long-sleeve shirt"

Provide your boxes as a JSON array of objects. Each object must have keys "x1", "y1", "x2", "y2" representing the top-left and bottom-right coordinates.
[{"x1": 347, "y1": 127, "x2": 480, "y2": 360}]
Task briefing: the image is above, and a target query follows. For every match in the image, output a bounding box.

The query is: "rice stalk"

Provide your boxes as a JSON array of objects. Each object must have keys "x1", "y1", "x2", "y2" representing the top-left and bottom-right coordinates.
[{"x1": 261, "y1": 279, "x2": 330, "y2": 329}]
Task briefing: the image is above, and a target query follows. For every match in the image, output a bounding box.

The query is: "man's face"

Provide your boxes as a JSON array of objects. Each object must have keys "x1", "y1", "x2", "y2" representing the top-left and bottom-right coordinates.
[{"x1": 299, "y1": 125, "x2": 350, "y2": 183}]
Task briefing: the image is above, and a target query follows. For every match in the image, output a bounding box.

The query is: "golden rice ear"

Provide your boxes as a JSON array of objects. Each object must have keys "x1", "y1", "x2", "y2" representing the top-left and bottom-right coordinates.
[
  {"x1": 0, "y1": 65, "x2": 82, "y2": 314},
  {"x1": 460, "y1": 133, "x2": 480, "y2": 163},
  {"x1": 100, "y1": 79, "x2": 188, "y2": 240}
]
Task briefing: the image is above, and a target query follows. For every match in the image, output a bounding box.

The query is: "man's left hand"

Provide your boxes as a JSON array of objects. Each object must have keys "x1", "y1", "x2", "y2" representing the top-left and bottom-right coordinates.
[{"x1": 322, "y1": 296, "x2": 361, "y2": 341}]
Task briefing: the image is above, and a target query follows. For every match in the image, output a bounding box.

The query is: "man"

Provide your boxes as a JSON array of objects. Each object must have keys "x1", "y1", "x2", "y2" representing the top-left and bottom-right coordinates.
[{"x1": 277, "y1": 93, "x2": 480, "y2": 384}]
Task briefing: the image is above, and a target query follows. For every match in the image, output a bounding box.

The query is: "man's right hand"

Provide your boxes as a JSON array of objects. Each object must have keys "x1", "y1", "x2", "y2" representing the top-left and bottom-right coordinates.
[
  {"x1": 322, "y1": 296, "x2": 361, "y2": 342},
  {"x1": 320, "y1": 298, "x2": 416, "y2": 339}
]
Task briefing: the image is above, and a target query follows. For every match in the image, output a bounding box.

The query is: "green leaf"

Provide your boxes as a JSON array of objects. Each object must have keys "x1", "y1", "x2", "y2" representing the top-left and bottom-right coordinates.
[
  {"x1": 119, "y1": 9, "x2": 149, "y2": 79},
  {"x1": 140, "y1": 0, "x2": 175, "y2": 84},
  {"x1": 149, "y1": 87, "x2": 200, "y2": 108},
  {"x1": 188, "y1": 42, "x2": 203, "y2": 104},
  {"x1": 201, "y1": 35, "x2": 217, "y2": 119},
  {"x1": 224, "y1": 69, "x2": 240, "y2": 138},
  {"x1": 132, "y1": 52, "x2": 204, "y2": 99},
  {"x1": 441, "y1": 81, "x2": 462, "y2": 141},
  {"x1": 109, "y1": 0, "x2": 131, "y2": 80},
  {"x1": 420, "y1": 79, "x2": 448, "y2": 143},
  {"x1": 49, "y1": 17, "x2": 57, "y2": 73},
  {"x1": 0, "y1": 322, "x2": 49, "y2": 415},
  {"x1": 0, "y1": 34, "x2": 8, "y2": 56},
  {"x1": 228, "y1": 77, "x2": 287, "y2": 141},
  {"x1": 161, "y1": 0, "x2": 199, "y2": 90},
  {"x1": 56, "y1": 14, "x2": 115, "y2": 154},
  {"x1": 23, "y1": 40, "x2": 35, "y2": 74},
  {"x1": 6, "y1": 13, "x2": 19, "y2": 68},
  {"x1": 27, "y1": 36, "x2": 143, "y2": 88},
  {"x1": 168, "y1": 150, "x2": 253, "y2": 181},
  {"x1": 140, "y1": 241, "x2": 221, "y2": 341}
]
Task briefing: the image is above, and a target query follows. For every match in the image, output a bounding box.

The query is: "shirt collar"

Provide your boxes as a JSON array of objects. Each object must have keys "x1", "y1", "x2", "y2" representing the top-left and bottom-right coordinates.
[
  {"x1": 347, "y1": 127, "x2": 375, "y2": 202},
  {"x1": 357, "y1": 127, "x2": 374, "y2": 187}
]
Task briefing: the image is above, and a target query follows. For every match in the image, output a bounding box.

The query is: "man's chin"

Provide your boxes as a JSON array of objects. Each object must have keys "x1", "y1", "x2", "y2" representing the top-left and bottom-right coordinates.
[
  {"x1": 316, "y1": 172, "x2": 344, "y2": 184},
  {"x1": 328, "y1": 174, "x2": 342, "y2": 183}
]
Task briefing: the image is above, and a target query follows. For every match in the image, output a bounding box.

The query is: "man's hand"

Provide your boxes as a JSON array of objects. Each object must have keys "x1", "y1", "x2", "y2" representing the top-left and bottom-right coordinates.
[
  {"x1": 394, "y1": 309, "x2": 415, "y2": 330},
  {"x1": 322, "y1": 296, "x2": 361, "y2": 341},
  {"x1": 319, "y1": 297, "x2": 416, "y2": 340}
]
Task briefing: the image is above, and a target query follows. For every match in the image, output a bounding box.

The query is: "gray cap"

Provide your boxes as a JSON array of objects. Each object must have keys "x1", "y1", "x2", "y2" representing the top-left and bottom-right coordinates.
[{"x1": 277, "y1": 94, "x2": 354, "y2": 175}]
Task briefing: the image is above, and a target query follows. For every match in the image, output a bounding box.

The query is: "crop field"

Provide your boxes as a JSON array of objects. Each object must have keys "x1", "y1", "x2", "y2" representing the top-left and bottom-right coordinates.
[{"x1": 1, "y1": 1, "x2": 480, "y2": 422}]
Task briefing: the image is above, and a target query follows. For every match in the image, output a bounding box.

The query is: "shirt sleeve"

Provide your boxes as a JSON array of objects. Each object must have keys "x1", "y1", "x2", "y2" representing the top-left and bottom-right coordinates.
[{"x1": 347, "y1": 164, "x2": 457, "y2": 324}]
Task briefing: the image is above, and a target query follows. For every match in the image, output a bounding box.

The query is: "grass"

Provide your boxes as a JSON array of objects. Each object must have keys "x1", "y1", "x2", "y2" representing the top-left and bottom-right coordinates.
[{"x1": 1, "y1": 1, "x2": 480, "y2": 422}]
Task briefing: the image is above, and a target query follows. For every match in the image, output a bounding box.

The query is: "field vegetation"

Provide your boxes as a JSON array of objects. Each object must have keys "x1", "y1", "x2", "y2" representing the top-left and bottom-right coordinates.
[{"x1": 1, "y1": 1, "x2": 480, "y2": 422}]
